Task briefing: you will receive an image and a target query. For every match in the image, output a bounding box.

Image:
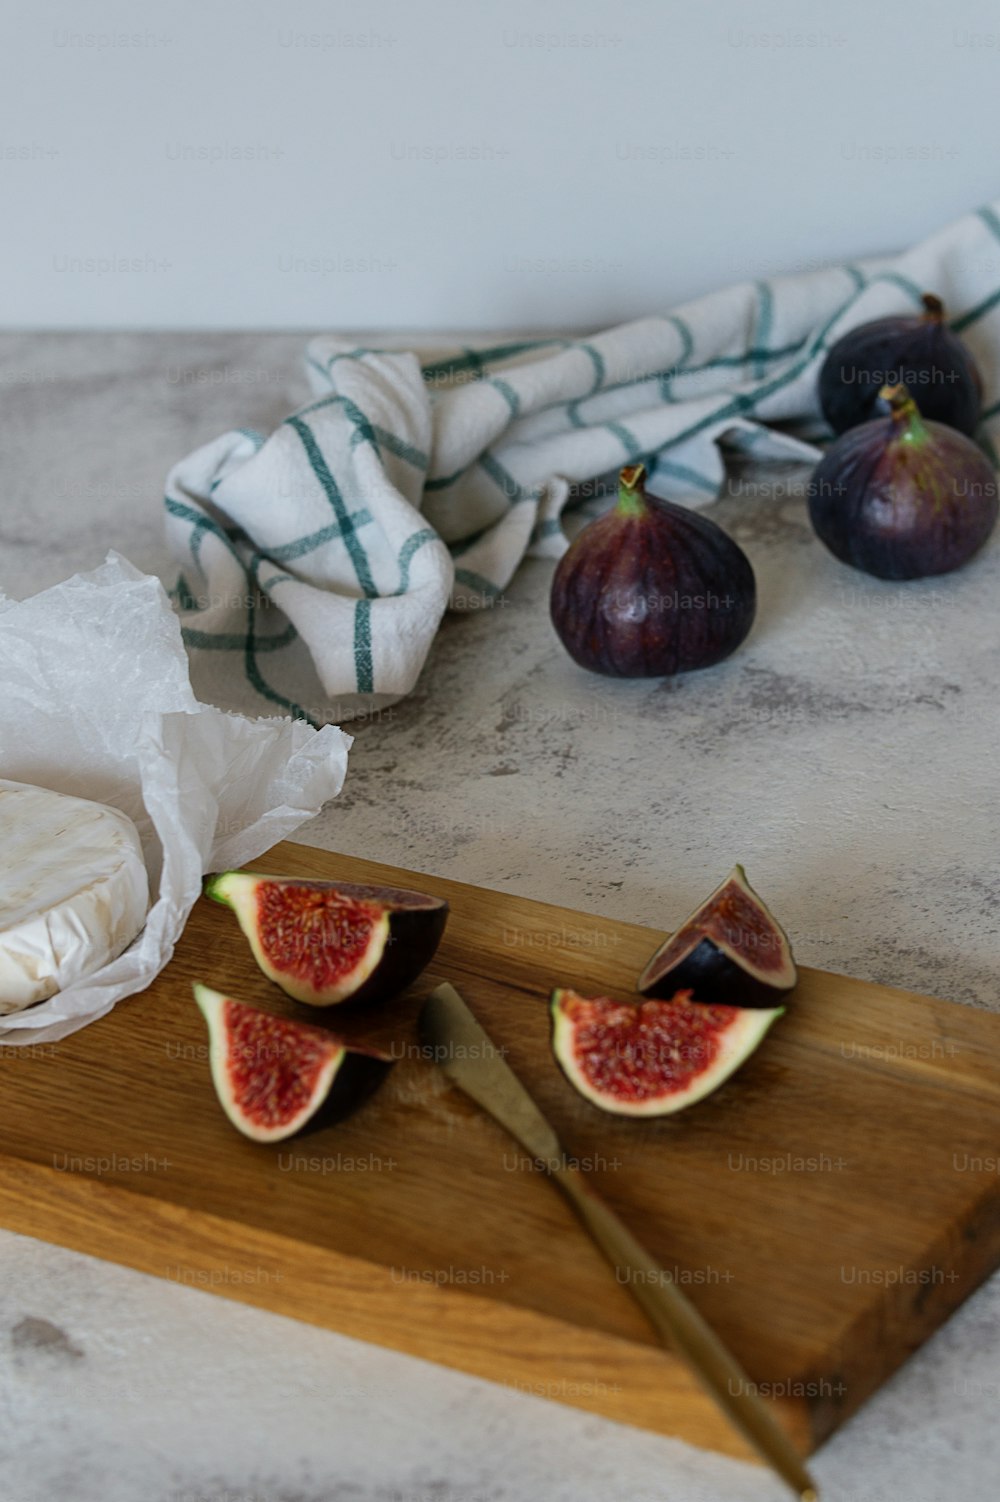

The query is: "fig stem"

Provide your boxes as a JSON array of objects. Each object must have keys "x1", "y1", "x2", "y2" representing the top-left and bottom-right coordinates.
[
  {"x1": 616, "y1": 463, "x2": 648, "y2": 518},
  {"x1": 880, "y1": 383, "x2": 929, "y2": 443},
  {"x1": 921, "y1": 292, "x2": 945, "y2": 322}
]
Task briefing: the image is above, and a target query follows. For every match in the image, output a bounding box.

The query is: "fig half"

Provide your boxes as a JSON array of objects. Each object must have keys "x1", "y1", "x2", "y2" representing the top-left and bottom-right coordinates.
[
  {"x1": 638, "y1": 865, "x2": 796, "y2": 1008},
  {"x1": 550, "y1": 988, "x2": 784, "y2": 1117},
  {"x1": 194, "y1": 983, "x2": 392, "y2": 1142},
  {"x1": 206, "y1": 872, "x2": 448, "y2": 1006}
]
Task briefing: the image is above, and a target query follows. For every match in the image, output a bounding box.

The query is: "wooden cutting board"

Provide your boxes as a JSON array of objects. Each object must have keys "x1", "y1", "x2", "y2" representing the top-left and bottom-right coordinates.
[{"x1": 3, "y1": 842, "x2": 1000, "y2": 1463}]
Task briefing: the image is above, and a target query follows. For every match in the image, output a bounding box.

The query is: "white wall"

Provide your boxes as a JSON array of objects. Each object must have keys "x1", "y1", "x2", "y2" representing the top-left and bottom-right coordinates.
[{"x1": 2, "y1": 0, "x2": 999, "y2": 330}]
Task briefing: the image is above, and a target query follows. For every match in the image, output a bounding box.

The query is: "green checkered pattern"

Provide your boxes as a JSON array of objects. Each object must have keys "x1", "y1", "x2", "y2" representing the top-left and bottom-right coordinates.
[{"x1": 166, "y1": 201, "x2": 1000, "y2": 726}]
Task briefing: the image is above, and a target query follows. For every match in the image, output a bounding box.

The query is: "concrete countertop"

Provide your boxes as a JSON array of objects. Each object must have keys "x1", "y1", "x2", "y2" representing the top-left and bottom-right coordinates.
[{"x1": 1, "y1": 332, "x2": 998, "y2": 1502}]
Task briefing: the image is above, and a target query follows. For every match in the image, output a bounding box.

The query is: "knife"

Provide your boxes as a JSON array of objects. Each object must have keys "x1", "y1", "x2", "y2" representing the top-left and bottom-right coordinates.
[{"x1": 419, "y1": 981, "x2": 819, "y2": 1502}]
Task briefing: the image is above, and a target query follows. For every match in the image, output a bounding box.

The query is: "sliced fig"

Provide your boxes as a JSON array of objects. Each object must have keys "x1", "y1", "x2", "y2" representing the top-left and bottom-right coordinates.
[
  {"x1": 638, "y1": 865, "x2": 795, "y2": 1008},
  {"x1": 194, "y1": 983, "x2": 392, "y2": 1142},
  {"x1": 550, "y1": 987, "x2": 783, "y2": 1117},
  {"x1": 205, "y1": 872, "x2": 448, "y2": 1006}
]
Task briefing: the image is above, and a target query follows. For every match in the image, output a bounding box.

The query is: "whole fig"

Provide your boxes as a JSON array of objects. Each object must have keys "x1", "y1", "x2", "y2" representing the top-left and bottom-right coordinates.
[
  {"x1": 819, "y1": 292, "x2": 982, "y2": 437},
  {"x1": 550, "y1": 464, "x2": 756, "y2": 677},
  {"x1": 808, "y1": 384, "x2": 998, "y2": 580}
]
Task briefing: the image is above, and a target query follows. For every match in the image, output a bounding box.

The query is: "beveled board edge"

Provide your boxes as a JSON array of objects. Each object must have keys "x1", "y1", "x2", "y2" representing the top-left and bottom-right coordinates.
[{"x1": 0, "y1": 1155, "x2": 813, "y2": 1460}]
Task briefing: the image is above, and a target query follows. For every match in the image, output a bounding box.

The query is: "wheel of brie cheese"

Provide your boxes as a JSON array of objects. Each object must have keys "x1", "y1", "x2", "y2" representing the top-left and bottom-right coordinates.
[{"x1": 0, "y1": 779, "x2": 149, "y2": 1014}]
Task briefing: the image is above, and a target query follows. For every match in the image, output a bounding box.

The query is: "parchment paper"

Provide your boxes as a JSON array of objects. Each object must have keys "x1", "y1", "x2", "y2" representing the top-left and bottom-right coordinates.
[{"x1": 0, "y1": 553, "x2": 351, "y2": 1044}]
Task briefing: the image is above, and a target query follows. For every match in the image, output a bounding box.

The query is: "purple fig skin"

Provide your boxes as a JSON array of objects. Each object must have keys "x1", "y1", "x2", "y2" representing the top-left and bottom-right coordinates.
[
  {"x1": 550, "y1": 465, "x2": 756, "y2": 677},
  {"x1": 819, "y1": 293, "x2": 982, "y2": 437},
  {"x1": 808, "y1": 383, "x2": 999, "y2": 580}
]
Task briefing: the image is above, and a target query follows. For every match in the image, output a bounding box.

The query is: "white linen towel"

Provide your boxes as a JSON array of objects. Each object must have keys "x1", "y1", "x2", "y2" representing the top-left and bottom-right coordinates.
[{"x1": 166, "y1": 199, "x2": 1000, "y2": 724}]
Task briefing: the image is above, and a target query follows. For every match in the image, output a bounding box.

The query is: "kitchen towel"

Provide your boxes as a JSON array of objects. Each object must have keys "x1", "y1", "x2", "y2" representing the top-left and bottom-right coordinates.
[{"x1": 165, "y1": 198, "x2": 1000, "y2": 725}]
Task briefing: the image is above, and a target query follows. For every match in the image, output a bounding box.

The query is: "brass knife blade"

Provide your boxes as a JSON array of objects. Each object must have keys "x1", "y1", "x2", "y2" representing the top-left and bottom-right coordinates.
[{"x1": 418, "y1": 981, "x2": 819, "y2": 1502}]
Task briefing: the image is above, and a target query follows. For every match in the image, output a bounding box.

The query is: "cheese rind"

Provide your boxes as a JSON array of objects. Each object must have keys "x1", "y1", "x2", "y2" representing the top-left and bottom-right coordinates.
[{"x1": 0, "y1": 780, "x2": 149, "y2": 1014}]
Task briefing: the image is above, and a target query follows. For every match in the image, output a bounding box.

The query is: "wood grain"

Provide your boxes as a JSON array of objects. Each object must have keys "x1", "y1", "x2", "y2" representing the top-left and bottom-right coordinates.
[{"x1": 3, "y1": 840, "x2": 1000, "y2": 1462}]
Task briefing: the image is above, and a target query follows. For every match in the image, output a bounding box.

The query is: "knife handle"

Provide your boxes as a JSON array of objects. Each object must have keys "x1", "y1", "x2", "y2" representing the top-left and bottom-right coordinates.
[{"x1": 550, "y1": 1160, "x2": 818, "y2": 1502}]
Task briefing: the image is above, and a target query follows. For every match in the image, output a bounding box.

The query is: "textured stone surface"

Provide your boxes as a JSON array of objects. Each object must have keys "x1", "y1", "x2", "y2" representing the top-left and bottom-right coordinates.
[{"x1": 1, "y1": 332, "x2": 999, "y2": 1501}]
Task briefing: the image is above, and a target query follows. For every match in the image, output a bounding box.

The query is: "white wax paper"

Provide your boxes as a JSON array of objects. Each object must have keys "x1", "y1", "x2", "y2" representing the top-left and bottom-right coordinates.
[{"x1": 0, "y1": 554, "x2": 351, "y2": 1045}]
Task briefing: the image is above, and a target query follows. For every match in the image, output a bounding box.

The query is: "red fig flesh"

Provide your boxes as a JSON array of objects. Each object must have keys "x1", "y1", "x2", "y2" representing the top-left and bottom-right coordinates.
[
  {"x1": 638, "y1": 865, "x2": 796, "y2": 1008},
  {"x1": 550, "y1": 988, "x2": 783, "y2": 1117},
  {"x1": 194, "y1": 983, "x2": 391, "y2": 1142},
  {"x1": 206, "y1": 872, "x2": 448, "y2": 1006}
]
